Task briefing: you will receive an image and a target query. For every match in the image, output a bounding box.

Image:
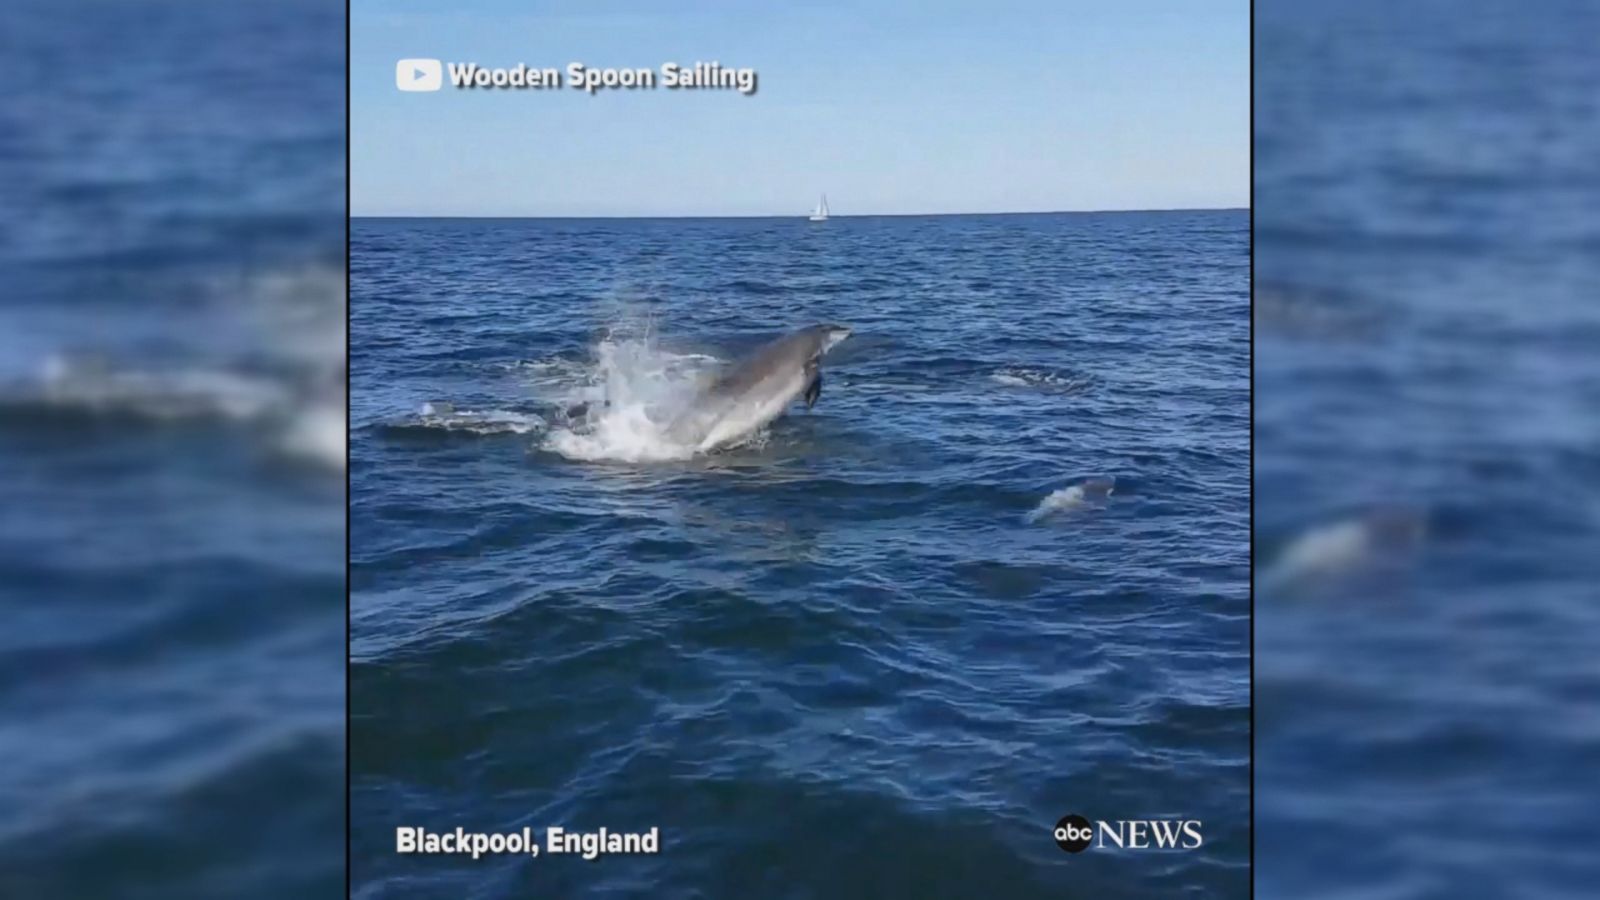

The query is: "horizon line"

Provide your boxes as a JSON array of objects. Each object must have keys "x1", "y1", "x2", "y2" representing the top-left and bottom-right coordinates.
[{"x1": 351, "y1": 205, "x2": 1249, "y2": 220}]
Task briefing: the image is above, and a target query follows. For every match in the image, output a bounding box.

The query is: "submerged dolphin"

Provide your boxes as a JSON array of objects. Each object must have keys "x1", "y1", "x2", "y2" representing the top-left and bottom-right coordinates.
[
  {"x1": 665, "y1": 323, "x2": 852, "y2": 451},
  {"x1": 1026, "y1": 476, "x2": 1116, "y2": 522}
]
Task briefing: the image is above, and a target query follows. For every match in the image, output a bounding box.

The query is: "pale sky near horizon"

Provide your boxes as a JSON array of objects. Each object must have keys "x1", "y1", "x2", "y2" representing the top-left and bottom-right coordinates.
[{"x1": 352, "y1": 1, "x2": 1248, "y2": 217}]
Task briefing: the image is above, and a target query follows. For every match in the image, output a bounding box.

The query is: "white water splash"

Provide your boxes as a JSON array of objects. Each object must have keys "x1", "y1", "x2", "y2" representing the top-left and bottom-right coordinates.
[
  {"x1": 1257, "y1": 508, "x2": 1428, "y2": 597},
  {"x1": 2, "y1": 263, "x2": 350, "y2": 474},
  {"x1": 540, "y1": 330, "x2": 725, "y2": 462},
  {"x1": 990, "y1": 367, "x2": 1096, "y2": 394},
  {"x1": 249, "y1": 263, "x2": 347, "y2": 472},
  {"x1": 278, "y1": 402, "x2": 347, "y2": 469},
  {"x1": 34, "y1": 355, "x2": 290, "y2": 421},
  {"x1": 1027, "y1": 476, "x2": 1116, "y2": 523}
]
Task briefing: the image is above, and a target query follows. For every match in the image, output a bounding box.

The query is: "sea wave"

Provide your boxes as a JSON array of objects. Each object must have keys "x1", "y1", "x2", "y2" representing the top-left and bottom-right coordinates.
[{"x1": 379, "y1": 402, "x2": 547, "y2": 437}]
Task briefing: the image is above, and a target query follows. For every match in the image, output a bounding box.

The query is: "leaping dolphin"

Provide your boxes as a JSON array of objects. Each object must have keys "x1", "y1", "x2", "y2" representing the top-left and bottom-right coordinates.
[{"x1": 665, "y1": 323, "x2": 852, "y2": 452}]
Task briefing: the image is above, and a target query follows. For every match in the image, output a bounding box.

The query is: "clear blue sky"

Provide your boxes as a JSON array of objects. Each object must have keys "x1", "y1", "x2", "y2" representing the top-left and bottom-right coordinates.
[{"x1": 352, "y1": 1, "x2": 1248, "y2": 217}]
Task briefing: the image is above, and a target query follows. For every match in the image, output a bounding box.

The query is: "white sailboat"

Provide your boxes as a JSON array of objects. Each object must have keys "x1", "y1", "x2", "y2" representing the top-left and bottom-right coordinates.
[{"x1": 808, "y1": 194, "x2": 830, "y2": 221}]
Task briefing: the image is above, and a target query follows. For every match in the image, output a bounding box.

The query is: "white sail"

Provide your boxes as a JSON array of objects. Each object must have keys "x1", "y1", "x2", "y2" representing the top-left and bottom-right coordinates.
[{"x1": 809, "y1": 194, "x2": 829, "y2": 221}]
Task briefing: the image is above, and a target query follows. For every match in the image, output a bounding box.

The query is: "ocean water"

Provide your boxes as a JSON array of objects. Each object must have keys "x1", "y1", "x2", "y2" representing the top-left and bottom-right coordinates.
[
  {"x1": 351, "y1": 211, "x2": 1251, "y2": 897},
  {"x1": 1256, "y1": 1, "x2": 1600, "y2": 896},
  {"x1": 0, "y1": 1, "x2": 345, "y2": 896}
]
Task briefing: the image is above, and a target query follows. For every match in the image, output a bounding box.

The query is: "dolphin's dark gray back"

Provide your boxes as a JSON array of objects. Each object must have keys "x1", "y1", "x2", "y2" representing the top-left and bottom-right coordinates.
[
  {"x1": 663, "y1": 324, "x2": 850, "y2": 450},
  {"x1": 703, "y1": 327, "x2": 829, "y2": 398}
]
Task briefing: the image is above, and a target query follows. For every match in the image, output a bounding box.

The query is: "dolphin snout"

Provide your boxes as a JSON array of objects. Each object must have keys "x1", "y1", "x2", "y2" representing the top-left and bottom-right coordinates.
[{"x1": 819, "y1": 324, "x2": 853, "y2": 352}]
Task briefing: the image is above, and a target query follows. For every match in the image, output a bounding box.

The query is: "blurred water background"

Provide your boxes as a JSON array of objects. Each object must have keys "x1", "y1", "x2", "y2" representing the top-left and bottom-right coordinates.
[
  {"x1": 1256, "y1": 1, "x2": 1600, "y2": 895},
  {"x1": 0, "y1": 1, "x2": 346, "y2": 896}
]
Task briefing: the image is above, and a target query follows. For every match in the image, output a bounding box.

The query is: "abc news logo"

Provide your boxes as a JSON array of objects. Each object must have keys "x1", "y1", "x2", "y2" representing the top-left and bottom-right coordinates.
[{"x1": 1053, "y1": 815, "x2": 1203, "y2": 853}]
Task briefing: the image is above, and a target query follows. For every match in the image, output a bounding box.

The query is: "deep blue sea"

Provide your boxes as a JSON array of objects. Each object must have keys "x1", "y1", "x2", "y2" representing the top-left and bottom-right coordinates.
[
  {"x1": 351, "y1": 211, "x2": 1251, "y2": 897},
  {"x1": 1257, "y1": 1, "x2": 1600, "y2": 896},
  {"x1": 0, "y1": 1, "x2": 345, "y2": 896}
]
